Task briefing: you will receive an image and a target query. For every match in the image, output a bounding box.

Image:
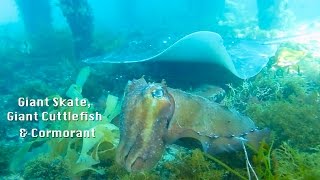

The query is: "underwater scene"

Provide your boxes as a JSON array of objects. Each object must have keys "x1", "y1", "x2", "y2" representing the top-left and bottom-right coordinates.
[{"x1": 0, "y1": 0, "x2": 320, "y2": 179}]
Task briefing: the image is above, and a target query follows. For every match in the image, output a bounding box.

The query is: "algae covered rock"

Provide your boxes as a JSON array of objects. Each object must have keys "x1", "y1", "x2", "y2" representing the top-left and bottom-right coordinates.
[{"x1": 23, "y1": 156, "x2": 70, "y2": 180}]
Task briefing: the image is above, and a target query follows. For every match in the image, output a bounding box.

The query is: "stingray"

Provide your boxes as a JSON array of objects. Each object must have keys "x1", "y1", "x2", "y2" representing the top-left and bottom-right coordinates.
[{"x1": 83, "y1": 31, "x2": 314, "y2": 79}]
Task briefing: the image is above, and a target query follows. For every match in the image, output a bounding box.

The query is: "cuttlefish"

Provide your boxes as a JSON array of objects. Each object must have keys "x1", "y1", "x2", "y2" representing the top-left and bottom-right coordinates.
[{"x1": 116, "y1": 77, "x2": 269, "y2": 172}]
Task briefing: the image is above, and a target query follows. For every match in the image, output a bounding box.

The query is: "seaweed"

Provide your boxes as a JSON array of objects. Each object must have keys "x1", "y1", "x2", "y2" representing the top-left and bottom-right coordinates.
[
  {"x1": 23, "y1": 156, "x2": 69, "y2": 180},
  {"x1": 162, "y1": 149, "x2": 246, "y2": 180},
  {"x1": 223, "y1": 57, "x2": 320, "y2": 150},
  {"x1": 9, "y1": 67, "x2": 121, "y2": 178},
  {"x1": 0, "y1": 143, "x2": 17, "y2": 176},
  {"x1": 106, "y1": 162, "x2": 160, "y2": 180},
  {"x1": 273, "y1": 143, "x2": 320, "y2": 179},
  {"x1": 252, "y1": 141, "x2": 276, "y2": 179},
  {"x1": 220, "y1": 42, "x2": 320, "y2": 179},
  {"x1": 246, "y1": 91, "x2": 320, "y2": 150}
]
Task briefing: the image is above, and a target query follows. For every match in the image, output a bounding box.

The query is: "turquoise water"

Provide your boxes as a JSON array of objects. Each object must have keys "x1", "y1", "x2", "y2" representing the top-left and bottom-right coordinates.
[{"x1": 0, "y1": 0, "x2": 320, "y2": 179}]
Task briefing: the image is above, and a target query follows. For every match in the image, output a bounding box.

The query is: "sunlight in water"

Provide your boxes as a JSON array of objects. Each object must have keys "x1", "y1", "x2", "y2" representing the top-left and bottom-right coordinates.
[
  {"x1": 297, "y1": 22, "x2": 320, "y2": 58},
  {"x1": 0, "y1": 0, "x2": 18, "y2": 23}
]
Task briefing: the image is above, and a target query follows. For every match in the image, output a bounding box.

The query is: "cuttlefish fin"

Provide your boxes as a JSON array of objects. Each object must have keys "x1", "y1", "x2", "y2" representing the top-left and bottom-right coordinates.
[
  {"x1": 245, "y1": 128, "x2": 270, "y2": 151},
  {"x1": 168, "y1": 128, "x2": 270, "y2": 155},
  {"x1": 201, "y1": 128, "x2": 270, "y2": 154}
]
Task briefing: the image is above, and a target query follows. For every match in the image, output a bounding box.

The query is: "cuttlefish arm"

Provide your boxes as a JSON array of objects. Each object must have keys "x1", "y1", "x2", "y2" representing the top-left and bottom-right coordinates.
[{"x1": 116, "y1": 77, "x2": 269, "y2": 172}]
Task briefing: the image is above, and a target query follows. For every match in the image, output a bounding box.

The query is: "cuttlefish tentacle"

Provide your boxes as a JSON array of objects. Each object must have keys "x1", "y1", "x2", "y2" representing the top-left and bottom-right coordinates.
[{"x1": 116, "y1": 77, "x2": 269, "y2": 172}]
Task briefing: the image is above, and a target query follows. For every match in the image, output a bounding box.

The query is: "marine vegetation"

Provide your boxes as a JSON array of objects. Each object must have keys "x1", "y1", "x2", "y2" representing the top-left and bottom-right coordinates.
[
  {"x1": 221, "y1": 41, "x2": 320, "y2": 179},
  {"x1": 0, "y1": 144, "x2": 17, "y2": 176},
  {"x1": 234, "y1": 44, "x2": 320, "y2": 150},
  {"x1": 23, "y1": 156, "x2": 69, "y2": 180},
  {"x1": 246, "y1": 91, "x2": 320, "y2": 150},
  {"x1": 9, "y1": 67, "x2": 121, "y2": 179},
  {"x1": 163, "y1": 149, "x2": 230, "y2": 180},
  {"x1": 273, "y1": 143, "x2": 320, "y2": 179},
  {"x1": 223, "y1": 43, "x2": 319, "y2": 151}
]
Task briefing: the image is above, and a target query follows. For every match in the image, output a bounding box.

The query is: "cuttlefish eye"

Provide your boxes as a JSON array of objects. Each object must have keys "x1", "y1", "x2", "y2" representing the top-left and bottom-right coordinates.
[{"x1": 151, "y1": 88, "x2": 164, "y2": 98}]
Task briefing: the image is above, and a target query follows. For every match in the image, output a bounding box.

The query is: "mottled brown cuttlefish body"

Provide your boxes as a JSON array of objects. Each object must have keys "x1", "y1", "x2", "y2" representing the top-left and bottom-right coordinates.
[{"x1": 116, "y1": 77, "x2": 269, "y2": 172}]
